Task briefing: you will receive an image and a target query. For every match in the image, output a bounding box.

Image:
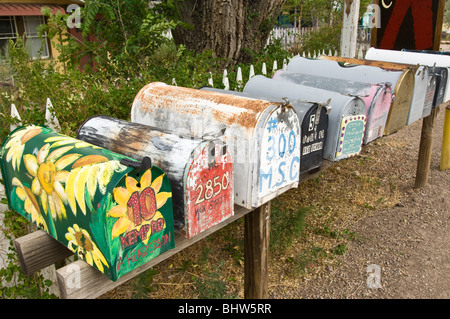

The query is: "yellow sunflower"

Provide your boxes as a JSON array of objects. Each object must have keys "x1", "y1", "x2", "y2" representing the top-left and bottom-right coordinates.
[
  {"x1": 23, "y1": 143, "x2": 81, "y2": 220},
  {"x1": 12, "y1": 177, "x2": 48, "y2": 232},
  {"x1": 108, "y1": 170, "x2": 171, "y2": 242},
  {"x1": 65, "y1": 224, "x2": 109, "y2": 273},
  {"x1": 4, "y1": 126, "x2": 42, "y2": 171}
]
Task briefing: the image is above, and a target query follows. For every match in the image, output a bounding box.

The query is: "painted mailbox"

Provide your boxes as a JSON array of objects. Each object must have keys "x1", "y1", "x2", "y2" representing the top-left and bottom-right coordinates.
[
  {"x1": 286, "y1": 56, "x2": 415, "y2": 135},
  {"x1": 272, "y1": 70, "x2": 393, "y2": 144},
  {"x1": 243, "y1": 75, "x2": 366, "y2": 162},
  {"x1": 200, "y1": 87, "x2": 329, "y2": 174},
  {"x1": 130, "y1": 82, "x2": 301, "y2": 210},
  {"x1": 366, "y1": 47, "x2": 450, "y2": 103},
  {"x1": 77, "y1": 116, "x2": 234, "y2": 239},
  {"x1": 0, "y1": 125, "x2": 174, "y2": 281}
]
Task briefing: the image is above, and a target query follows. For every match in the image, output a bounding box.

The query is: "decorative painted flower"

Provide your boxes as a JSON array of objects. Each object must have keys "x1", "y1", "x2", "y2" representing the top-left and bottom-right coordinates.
[
  {"x1": 66, "y1": 224, "x2": 109, "y2": 273},
  {"x1": 44, "y1": 135, "x2": 99, "y2": 150},
  {"x1": 4, "y1": 126, "x2": 42, "y2": 171},
  {"x1": 23, "y1": 143, "x2": 81, "y2": 220},
  {"x1": 12, "y1": 177, "x2": 48, "y2": 232},
  {"x1": 108, "y1": 170, "x2": 171, "y2": 242}
]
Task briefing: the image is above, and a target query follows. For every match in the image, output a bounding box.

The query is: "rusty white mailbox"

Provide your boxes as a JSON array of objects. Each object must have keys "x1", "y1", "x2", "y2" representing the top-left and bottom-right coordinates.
[
  {"x1": 286, "y1": 56, "x2": 415, "y2": 135},
  {"x1": 77, "y1": 115, "x2": 234, "y2": 239},
  {"x1": 244, "y1": 75, "x2": 366, "y2": 162},
  {"x1": 367, "y1": 48, "x2": 450, "y2": 103},
  {"x1": 0, "y1": 125, "x2": 175, "y2": 281},
  {"x1": 130, "y1": 82, "x2": 301, "y2": 210},
  {"x1": 200, "y1": 87, "x2": 330, "y2": 174},
  {"x1": 273, "y1": 70, "x2": 393, "y2": 144}
]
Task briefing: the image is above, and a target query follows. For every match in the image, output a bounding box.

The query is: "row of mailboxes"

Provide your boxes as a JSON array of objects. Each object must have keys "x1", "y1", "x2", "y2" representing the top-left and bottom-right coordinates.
[
  {"x1": 319, "y1": 55, "x2": 439, "y2": 126},
  {"x1": 130, "y1": 82, "x2": 302, "y2": 210},
  {"x1": 76, "y1": 116, "x2": 234, "y2": 240},
  {"x1": 243, "y1": 75, "x2": 367, "y2": 162},
  {"x1": 0, "y1": 125, "x2": 175, "y2": 281},
  {"x1": 366, "y1": 48, "x2": 450, "y2": 105},
  {"x1": 284, "y1": 55, "x2": 416, "y2": 135},
  {"x1": 272, "y1": 70, "x2": 393, "y2": 145}
]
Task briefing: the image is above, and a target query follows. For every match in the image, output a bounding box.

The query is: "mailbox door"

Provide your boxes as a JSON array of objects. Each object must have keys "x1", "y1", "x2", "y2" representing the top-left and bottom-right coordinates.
[
  {"x1": 184, "y1": 141, "x2": 233, "y2": 238},
  {"x1": 423, "y1": 75, "x2": 437, "y2": 118},
  {"x1": 298, "y1": 103, "x2": 328, "y2": 173},
  {"x1": 254, "y1": 104, "x2": 301, "y2": 207},
  {"x1": 365, "y1": 85, "x2": 393, "y2": 144},
  {"x1": 406, "y1": 66, "x2": 429, "y2": 125},
  {"x1": 0, "y1": 125, "x2": 174, "y2": 281},
  {"x1": 433, "y1": 68, "x2": 448, "y2": 107}
]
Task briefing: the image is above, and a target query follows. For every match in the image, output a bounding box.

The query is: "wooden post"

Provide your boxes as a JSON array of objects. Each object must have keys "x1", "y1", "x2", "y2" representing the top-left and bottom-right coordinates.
[
  {"x1": 340, "y1": 0, "x2": 361, "y2": 58},
  {"x1": 440, "y1": 104, "x2": 450, "y2": 171},
  {"x1": 244, "y1": 201, "x2": 271, "y2": 299},
  {"x1": 415, "y1": 106, "x2": 440, "y2": 188}
]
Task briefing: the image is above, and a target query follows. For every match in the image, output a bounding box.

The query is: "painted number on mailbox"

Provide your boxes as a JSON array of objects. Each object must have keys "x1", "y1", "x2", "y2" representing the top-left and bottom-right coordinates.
[
  {"x1": 185, "y1": 144, "x2": 233, "y2": 238},
  {"x1": 259, "y1": 109, "x2": 301, "y2": 198}
]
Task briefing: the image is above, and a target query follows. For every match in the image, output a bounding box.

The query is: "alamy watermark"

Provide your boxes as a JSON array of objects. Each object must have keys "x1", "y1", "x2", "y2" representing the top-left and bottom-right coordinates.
[
  {"x1": 366, "y1": 264, "x2": 382, "y2": 289},
  {"x1": 66, "y1": 4, "x2": 81, "y2": 29}
]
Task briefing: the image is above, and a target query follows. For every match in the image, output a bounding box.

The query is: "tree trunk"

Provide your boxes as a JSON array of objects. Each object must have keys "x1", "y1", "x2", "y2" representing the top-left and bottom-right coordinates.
[{"x1": 171, "y1": 0, "x2": 287, "y2": 65}]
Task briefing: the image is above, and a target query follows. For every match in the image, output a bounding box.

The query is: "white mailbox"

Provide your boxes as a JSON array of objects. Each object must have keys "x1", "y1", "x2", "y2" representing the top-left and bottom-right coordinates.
[
  {"x1": 244, "y1": 75, "x2": 367, "y2": 162},
  {"x1": 130, "y1": 82, "x2": 301, "y2": 210}
]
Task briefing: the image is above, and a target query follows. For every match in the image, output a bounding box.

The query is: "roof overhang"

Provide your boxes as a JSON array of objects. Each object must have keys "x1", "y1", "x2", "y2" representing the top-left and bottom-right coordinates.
[{"x1": 0, "y1": 3, "x2": 66, "y2": 16}]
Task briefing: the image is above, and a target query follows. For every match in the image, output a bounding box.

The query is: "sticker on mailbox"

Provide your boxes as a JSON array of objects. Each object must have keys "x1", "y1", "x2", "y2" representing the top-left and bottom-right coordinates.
[
  {"x1": 336, "y1": 115, "x2": 366, "y2": 158},
  {"x1": 258, "y1": 108, "x2": 301, "y2": 200}
]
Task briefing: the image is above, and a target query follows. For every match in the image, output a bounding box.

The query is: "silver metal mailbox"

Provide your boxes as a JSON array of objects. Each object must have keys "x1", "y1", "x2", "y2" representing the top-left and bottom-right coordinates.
[
  {"x1": 244, "y1": 75, "x2": 366, "y2": 162},
  {"x1": 199, "y1": 87, "x2": 330, "y2": 174},
  {"x1": 272, "y1": 70, "x2": 393, "y2": 144},
  {"x1": 286, "y1": 56, "x2": 415, "y2": 135},
  {"x1": 77, "y1": 116, "x2": 234, "y2": 239},
  {"x1": 130, "y1": 82, "x2": 301, "y2": 210},
  {"x1": 366, "y1": 48, "x2": 450, "y2": 102}
]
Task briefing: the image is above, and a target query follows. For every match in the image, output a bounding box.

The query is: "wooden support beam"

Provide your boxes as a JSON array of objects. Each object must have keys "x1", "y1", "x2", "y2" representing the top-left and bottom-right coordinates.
[
  {"x1": 415, "y1": 106, "x2": 440, "y2": 188},
  {"x1": 441, "y1": 104, "x2": 450, "y2": 171},
  {"x1": 244, "y1": 201, "x2": 271, "y2": 299},
  {"x1": 14, "y1": 230, "x2": 73, "y2": 276}
]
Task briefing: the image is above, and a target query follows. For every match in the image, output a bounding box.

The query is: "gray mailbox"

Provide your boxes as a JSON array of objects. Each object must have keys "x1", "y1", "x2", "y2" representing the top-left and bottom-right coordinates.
[
  {"x1": 199, "y1": 87, "x2": 330, "y2": 174},
  {"x1": 77, "y1": 116, "x2": 234, "y2": 239},
  {"x1": 244, "y1": 75, "x2": 366, "y2": 162},
  {"x1": 272, "y1": 70, "x2": 393, "y2": 144},
  {"x1": 130, "y1": 82, "x2": 301, "y2": 210},
  {"x1": 286, "y1": 56, "x2": 415, "y2": 135}
]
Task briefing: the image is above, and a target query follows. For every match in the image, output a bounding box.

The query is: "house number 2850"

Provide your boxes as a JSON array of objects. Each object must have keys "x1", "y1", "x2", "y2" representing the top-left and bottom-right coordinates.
[{"x1": 195, "y1": 172, "x2": 230, "y2": 205}]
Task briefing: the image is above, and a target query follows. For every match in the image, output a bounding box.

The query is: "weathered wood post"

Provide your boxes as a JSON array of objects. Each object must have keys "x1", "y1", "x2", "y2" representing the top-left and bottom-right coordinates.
[
  {"x1": 340, "y1": 0, "x2": 361, "y2": 58},
  {"x1": 441, "y1": 104, "x2": 450, "y2": 171},
  {"x1": 244, "y1": 201, "x2": 270, "y2": 299}
]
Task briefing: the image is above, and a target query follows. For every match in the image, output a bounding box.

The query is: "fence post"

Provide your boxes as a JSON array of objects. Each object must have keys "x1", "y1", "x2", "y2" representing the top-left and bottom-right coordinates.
[
  {"x1": 440, "y1": 104, "x2": 450, "y2": 171},
  {"x1": 45, "y1": 98, "x2": 61, "y2": 132},
  {"x1": 10, "y1": 103, "x2": 21, "y2": 132},
  {"x1": 340, "y1": 0, "x2": 361, "y2": 58}
]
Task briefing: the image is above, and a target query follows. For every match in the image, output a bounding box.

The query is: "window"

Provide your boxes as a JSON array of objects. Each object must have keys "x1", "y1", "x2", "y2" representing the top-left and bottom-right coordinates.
[
  {"x1": 0, "y1": 16, "x2": 17, "y2": 57},
  {"x1": 23, "y1": 16, "x2": 49, "y2": 59},
  {"x1": 0, "y1": 15, "x2": 50, "y2": 59}
]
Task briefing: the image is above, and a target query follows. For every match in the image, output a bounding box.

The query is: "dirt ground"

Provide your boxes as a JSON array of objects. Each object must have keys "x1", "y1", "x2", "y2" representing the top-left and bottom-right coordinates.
[{"x1": 291, "y1": 106, "x2": 450, "y2": 299}]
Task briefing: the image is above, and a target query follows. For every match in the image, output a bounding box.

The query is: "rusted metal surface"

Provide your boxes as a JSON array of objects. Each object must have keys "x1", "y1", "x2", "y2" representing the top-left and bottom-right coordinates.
[
  {"x1": 244, "y1": 75, "x2": 366, "y2": 162},
  {"x1": 272, "y1": 70, "x2": 393, "y2": 144},
  {"x1": 77, "y1": 116, "x2": 234, "y2": 239},
  {"x1": 286, "y1": 56, "x2": 415, "y2": 135},
  {"x1": 131, "y1": 82, "x2": 301, "y2": 210}
]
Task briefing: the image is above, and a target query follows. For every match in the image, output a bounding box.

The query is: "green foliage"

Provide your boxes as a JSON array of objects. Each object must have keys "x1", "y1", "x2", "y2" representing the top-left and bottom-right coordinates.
[
  {"x1": 194, "y1": 261, "x2": 237, "y2": 299},
  {"x1": 298, "y1": 25, "x2": 342, "y2": 55}
]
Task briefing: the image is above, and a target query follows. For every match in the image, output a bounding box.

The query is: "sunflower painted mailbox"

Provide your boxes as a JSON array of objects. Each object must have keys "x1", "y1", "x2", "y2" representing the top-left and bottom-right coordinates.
[
  {"x1": 199, "y1": 87, "x2": 329, "y2": 174},
  {"x1": 272, "y1": 70, "x2": 393, "y2": 144},
  {"x1": 131, "y1": 82, "x2": 301, "y2": 210},
  {"x1": 77, "y1": 116, "x2": 234, "y2": 239},
  {"x1": 286, "y1": 56, "x2": 415, "y2": 135},
  {"x1": 0, "y1": 125, "x2": 174, "y2": 281},
  {"x1": 243, "y1": 75, "x2": 367, "y2": 162}
]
